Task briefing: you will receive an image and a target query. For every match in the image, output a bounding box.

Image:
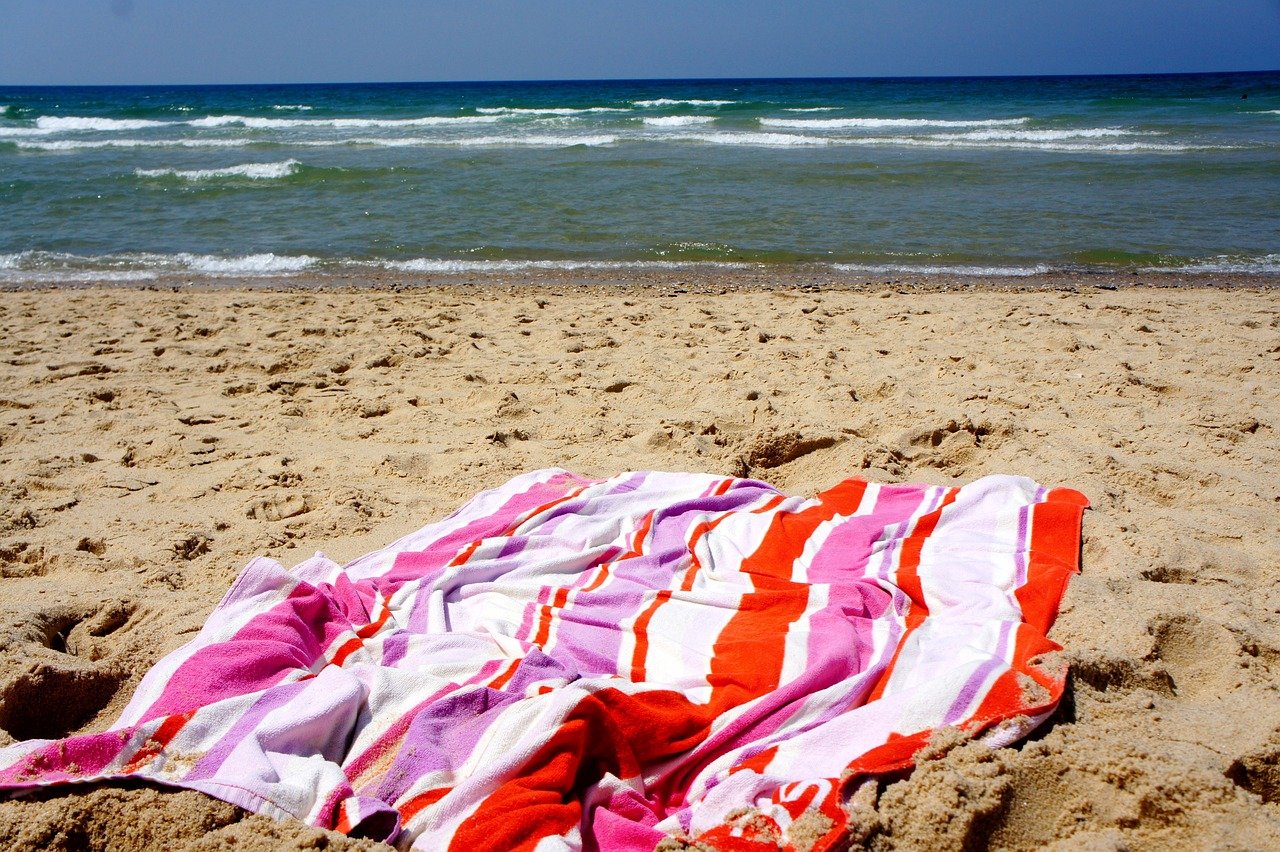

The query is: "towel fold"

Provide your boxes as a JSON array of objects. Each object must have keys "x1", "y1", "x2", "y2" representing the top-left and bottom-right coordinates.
[{"x1": 0, "y1": 469, "x2": 1087, "y2": 851}]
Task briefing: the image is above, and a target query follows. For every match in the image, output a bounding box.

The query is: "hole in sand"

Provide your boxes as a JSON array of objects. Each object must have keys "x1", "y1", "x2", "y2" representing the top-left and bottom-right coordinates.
[{"x1": 0, "y1": 665, "x2": 126, "y2": 741}]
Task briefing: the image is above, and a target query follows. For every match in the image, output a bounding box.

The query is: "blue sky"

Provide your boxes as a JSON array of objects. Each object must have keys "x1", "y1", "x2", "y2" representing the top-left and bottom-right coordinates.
[{"x1": 2, "y1": 0, "x2": 1278, "y2": 85}]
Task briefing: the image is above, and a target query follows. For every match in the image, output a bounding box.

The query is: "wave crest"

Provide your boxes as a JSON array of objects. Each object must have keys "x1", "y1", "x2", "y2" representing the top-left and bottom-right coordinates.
[
  {"x1": 35, "y1": 116, "x2": 171, "y2": 131},
  {"x1": 760, "y1": 117, "x2": 1031, "y2": 129},
  {"x1": 134, "y1": 159, "x2": 302, "y2": 181},
  {"x1": 475, "y1": 107, "x2": 627, "y2": 116},
  {"x1": 1141, "y1": 254, "x2": 1280, "y2": 274},
  {"x1": 642, "y1": 116, "x2": 717, "y2": 127},
  {"x1": 177, "y1": 253, "x2": 317, "y2": 274},
  {"x1": 673, "y1": 132, "x2": 834, "y2": 147},
  {"x1": 633, "y1": 99, "x2": 735, "y2": 108},
  {"x1": 188, "y1": 114, "x2": 501, "y2": 129}
]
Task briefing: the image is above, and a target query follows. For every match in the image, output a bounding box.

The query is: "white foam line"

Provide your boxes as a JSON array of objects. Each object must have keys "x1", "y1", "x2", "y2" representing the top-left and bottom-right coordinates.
[
  {"x1": 642, "y1": 116, "x2": 717, "y2": 127},
  {"x1": 322, "y1": 134, "x2": 619, "y2": 148},
  {"x1": 633, "y1": 98, "x2": 736, "y2": 107},
  {"x1": 383, "y1": 258, "x2": 751, "y2": 272},
  {"x1": 35, "y1": 116, "x2": 172, "y2": 131},
  {"x1": 179, "y1": 252, "x2": 317, "y2": 273},
  {"x1": 832, "y1": 263, "x2": 1052, "y2": 277},
  {"x1": 864, "y1": 137, "x2": 1207, "y2": 152},
  {"x1": 0, "y1": 270, "x2": 161, "y2": 283},
  {"x1": 665, "y1": 132, "x2": 1213, "y2": 152},
  {"x1": 1140, "y1": 254, "x2": 1280, "y2": 274},
  {"x1": 0, "y1": 251, "x2": 317, "y2": 277},
  {"x1": 189, "y1": 114, "x2": 502, "y2": 128},
  {"x1": 475, "y1": 107, "x2": 628, "y2": 116},
  {"x1": 15, "y1": 139, "x2": 259, "y2": 151},
  {"x1": 668, "y1": 131, "x2": 835, "y2": 147},
  {"x1": 0, "y1": 252, "x2": 754, "y2": 279},
  {"x1": 0, "y1": 112, "x2": 513, "y2": 134},
  {"x1": 135, "y1": 159, "x2": 302, "y2": 180},
  {"x1": 16, "y1": 134, "x2": 620, "y2": 151},
  {"x1": 761, "y1": 116, "x2": 1031, "y2": 129},
  {"x1": 0, "y1": 127, "x2": 55, "y2": 138},
  {"x1": 12, "y1": 132, "x2": 1222, "y2": 154},
  {"x1": 932, "y1": 128, "x2": 1131, "y2": 141}
]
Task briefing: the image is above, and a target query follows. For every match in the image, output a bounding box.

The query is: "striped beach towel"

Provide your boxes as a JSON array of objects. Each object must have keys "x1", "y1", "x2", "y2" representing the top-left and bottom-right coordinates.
[{"x1": 0, "y1": 469, "x2": 1086, "y2": 850}]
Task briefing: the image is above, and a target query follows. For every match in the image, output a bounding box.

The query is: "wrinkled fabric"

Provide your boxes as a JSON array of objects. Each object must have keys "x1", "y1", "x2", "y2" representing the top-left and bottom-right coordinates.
[{"x1": 0, "y1": 469, "x2": 1087, "y2": 850}]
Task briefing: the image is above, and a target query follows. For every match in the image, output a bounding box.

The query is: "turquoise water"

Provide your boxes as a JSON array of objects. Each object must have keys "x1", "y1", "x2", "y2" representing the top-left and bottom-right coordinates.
[{"x1": 1, "y1": 73, "x2": 1278, "y2": 281}]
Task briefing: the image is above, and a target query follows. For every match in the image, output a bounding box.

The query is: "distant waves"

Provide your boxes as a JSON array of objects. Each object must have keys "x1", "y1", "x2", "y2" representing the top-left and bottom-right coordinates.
[
  {"x1": 3, "y1": 74, "x2": 1277, "y2": 279},
  {"x1": 1, "y1": 113, "x2": 1229, "y2": 153},
  {"x1": 1, "y1": 96, "x2": 1204, "y2": 157}
]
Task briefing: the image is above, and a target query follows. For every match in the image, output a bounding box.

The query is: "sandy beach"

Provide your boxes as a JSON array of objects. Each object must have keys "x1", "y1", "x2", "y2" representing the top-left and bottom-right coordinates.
[{"x1": 0, "y1": 274, "x2": 1278, "y2": 849}]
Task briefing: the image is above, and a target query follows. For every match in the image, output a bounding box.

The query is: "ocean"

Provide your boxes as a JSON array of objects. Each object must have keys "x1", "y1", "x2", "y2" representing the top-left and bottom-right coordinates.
[{"x1": 1, "y1": 72, "x2": 1278, "y2": 283}]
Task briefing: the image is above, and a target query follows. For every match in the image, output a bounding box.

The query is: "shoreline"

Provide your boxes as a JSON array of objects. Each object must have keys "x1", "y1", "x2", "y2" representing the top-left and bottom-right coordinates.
[
  {"x1": 0, "y1": 280, "x2": 1278, "y2": 848},
  {"x1": 3, "y1": 267, "x2": 1279, "y2": 294}
]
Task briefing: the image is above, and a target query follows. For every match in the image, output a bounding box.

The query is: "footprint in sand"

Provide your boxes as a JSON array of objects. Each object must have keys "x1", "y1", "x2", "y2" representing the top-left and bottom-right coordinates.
[{"x1": 247, "y1": 493, "x2": 312, "y2": 522}]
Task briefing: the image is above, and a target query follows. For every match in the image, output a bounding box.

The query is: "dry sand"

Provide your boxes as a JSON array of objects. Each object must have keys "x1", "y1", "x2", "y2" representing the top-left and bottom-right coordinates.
[{"x1": 0, "y1": 276, "x2": 1277, "y2": 849}]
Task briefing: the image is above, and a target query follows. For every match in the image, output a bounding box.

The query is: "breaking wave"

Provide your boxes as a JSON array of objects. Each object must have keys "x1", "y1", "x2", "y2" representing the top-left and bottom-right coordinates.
[
  {"x1": 188, "y1": 114, "x2": 501, "y2": 128},
  {"x1": 760, "y1": 117, "x2": 1031, "y2": 129},
  {"x1": 1140, "y1": 254, "x2": 1280, "y2": 274},
  {"x1": 831, "y1": 262, "x2": 1052, "y2": 276},
  {"x1": 475, "y1": 107, "x2": 628, "y2": 116},
  {"x1": 642, "y1": 116, "x2": 717, "y2": 127},
  {"x1": 34, "y1": 116, "x2": 172, "y2": 131},
  {"x1": 134, "y1": 159, "x2": 302, "y2": 180},
  {"x1": 633, "y1": 99, "x2": 736, "y2": 108}
]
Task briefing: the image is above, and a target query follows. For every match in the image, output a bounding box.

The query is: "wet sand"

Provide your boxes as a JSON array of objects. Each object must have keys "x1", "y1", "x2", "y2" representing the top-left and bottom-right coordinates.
[{"x1": 1, "y1": 274, "x2": 1278, "y2": 849}]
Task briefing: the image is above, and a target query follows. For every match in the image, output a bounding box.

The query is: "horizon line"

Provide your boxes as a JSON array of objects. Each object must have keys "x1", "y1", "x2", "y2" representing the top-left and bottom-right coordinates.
[{"x1": 2, "y1": 68, "x2": 1278, "y2": 90}]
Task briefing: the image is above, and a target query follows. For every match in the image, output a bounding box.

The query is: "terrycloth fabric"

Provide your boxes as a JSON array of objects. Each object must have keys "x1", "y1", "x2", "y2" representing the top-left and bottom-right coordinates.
[{"x1": 0, "y1": 469, "x2": 1086, "y2": 850}]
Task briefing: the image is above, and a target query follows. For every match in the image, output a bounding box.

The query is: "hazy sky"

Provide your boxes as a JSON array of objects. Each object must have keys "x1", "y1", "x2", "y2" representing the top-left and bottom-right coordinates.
[{"x1": 2, "y1": 1, "x2": 1279, "y2": 85}]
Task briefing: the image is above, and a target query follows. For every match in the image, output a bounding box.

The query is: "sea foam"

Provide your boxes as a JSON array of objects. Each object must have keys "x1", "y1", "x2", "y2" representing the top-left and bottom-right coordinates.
[
  {"x1": 16, "y1": 139, "x2": 255, "y2": 151},
  {"x1": 12, "y1": 131, "x2": 1218, "y2": 155},
  {"x1": 0, "y1": 127, "x2": 55, "y2": 137},
  {"x1": 760, "y1": 117, "x2": 1031, "y2": 129},
  {"x1": 475, "y1": 107, "x2": 627, "y2": 116},
  {"x1": 0, "y1": 250, "x2": 161, "y2": 283},
  {"x1": 134, "y1": 159, "x2": 302, "y2": 180},
  {"x1": 935, "y1": 127, "x2": 1129, "y2": 141},
  {"x1": 633, "y1": 99, "x2": 736, "y2": 107},
  {"x1": 451, "y1": 134, "x2": 618, "y2": 147},
  {"x1": 16, "y1": 134, "x2": 619, "y2": 151},
  {"x1": 188, "y1": 114, "x2": 501, "y2": 128},
  {"x1": 0, "y1": 251, "x2": 317, "y2": 277},
  {"x1": 309, "y1": 134, "x2": 619, "y2": 148},
  {"x1": 832, "y1": 262, "x2": 1052, "y2": 276},
  {"x1": 1141, "y1": 254, "x2": 1280, "y2": 274},
  {"x1": 175, "y1": 253, "x2": 318, "y2": 274},
  {"x1": 859, "y1": 136, "x2": 1204, "y2": 153},
  {"x1": 642, "y1": 116, "x2": 717, "y2": 127},
  {"x1": 672, "y1": 132, "x2": 834, "y2": 147},
  {"x1": 384, "y1": 258, "x2": 748, "y2": 273},
  {"x1": 35, "y1": 116, "x2": 172, "y2": 131}
]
